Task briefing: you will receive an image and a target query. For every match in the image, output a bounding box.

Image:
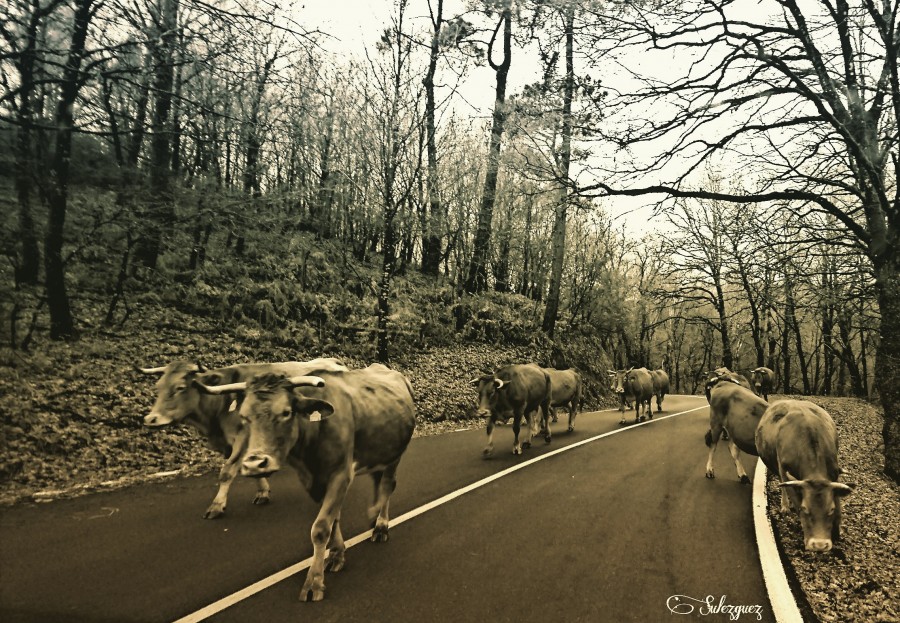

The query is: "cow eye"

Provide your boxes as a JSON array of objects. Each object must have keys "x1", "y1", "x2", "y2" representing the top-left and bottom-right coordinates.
[
  {"x1": 175, "y1": 385, "x2": 187, "y2": 392},
  {"x1": 280, "y1": 408, "x2": 292, "y2": 421}
]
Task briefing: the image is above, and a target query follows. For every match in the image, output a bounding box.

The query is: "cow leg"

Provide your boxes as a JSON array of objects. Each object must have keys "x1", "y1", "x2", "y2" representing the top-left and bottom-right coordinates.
[
  {"x1": 484, "y1": 418, "x2": 495, "y2": 457},
  {"x1": 369, "y1": 463, "x2": 399, "y2": 542},
  {"x1": 325, "y1": 514, "x2": 346, "y2": 572},
  {"x1": 301, "y1": 475, "x2": 351, "y2": 602},
  {"x1": 551, "y1": 406, "x2": 558, "y2": 423},
  {"x1": 512, "y1": 412, "x2": 526, "y2": 454},
  {"x1": 705, "y1": 426, "x2": 723, "y2": 479},
  {"x1": 727, "y1": 440, "x2": 751, "y2": 484},
  {"x1": 205, "y1": 438, "x2": 250, "y2": 519},
  {"x1": 541, "y1": 401, "x2": 552, "y2": 444}
]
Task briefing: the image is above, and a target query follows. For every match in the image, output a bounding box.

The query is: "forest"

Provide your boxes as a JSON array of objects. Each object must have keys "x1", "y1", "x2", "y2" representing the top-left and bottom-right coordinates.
[{"x1": 1, "y1": 0, "x2": 898, "y2": 487}]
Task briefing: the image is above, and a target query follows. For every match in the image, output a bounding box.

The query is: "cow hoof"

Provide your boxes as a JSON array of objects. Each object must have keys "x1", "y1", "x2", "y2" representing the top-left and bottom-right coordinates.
[
  {"x1": 740, "y1": 475, "x2": 751, "y2": 485},
  {"x1": 372, "y1": 525, "x2": 390, "y2": 543},
  {"x1": 619, "y1": 419, "x2": 626, "y2": 426},
  {"x1": 522, "y1": 441, "x2": 532, "y2": 450},
  {"x1": 705, "y1": 472, "x2": 715, "y2": 479},
  {"x1": 300, "y1": 588, "x2": 325, "y2": 603},
  {"x1": 544, "y1": 434, "x2": 551, "y2": 444},
  {"x1": 203, "y1": 507, "x2": 225, "y2": 520},
  {"x1": 252, "y1": 494, "x2": 270, "y2": 506},
  {"x1": 325, "y1": 551, "x2": 346, "y2": 572},
  {"x1": 551, "y1": 416, "x2": 558, "y2": 423},
  {"x1": 483, "y1": 447, "x2": 494, "y2": 458},
  {"x1": 567, "y1": 426, "x2": 574, "y2": 433}
]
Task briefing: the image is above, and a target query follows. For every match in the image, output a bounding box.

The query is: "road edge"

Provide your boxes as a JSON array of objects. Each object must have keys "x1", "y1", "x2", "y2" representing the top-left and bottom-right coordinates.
[{"x1": 752, "y1": 459, "x2": 804, "y2": 623}]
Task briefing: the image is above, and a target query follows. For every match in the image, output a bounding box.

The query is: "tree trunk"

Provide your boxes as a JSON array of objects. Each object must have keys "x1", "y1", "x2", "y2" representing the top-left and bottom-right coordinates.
[
  {"x1": 13, "y1": 7, "x2": 44, "y2": 286},
  {"x1": 134, "y1": 0, "x2": 179, "y2": 268},
  {"x1": 542, "y1": 5, "x2": 575, "y2": 338},
  {"x1": 785, "y1": 272, "x2": 811, "y2": 393},
  {"x1": 465, "y1": 8, "x2": 511, "y2": 293},
  {"x1": 43, "y1": 0, "x2": 94, "y2": 339},
  {"x1": 421, "y1": 0, "x2": 444, "y2": 276},
  {"x1": 875, "y1": 258, "x2": 900, "y2": 482},
  {"x1": 714, "y1": 276, "x2": 733, "y2": 369}
]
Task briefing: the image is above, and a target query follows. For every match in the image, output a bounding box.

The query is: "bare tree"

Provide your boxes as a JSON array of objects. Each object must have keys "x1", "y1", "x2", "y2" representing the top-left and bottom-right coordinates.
[
  {"x1": 465, "y1": 2, "x2": 512, "y2": 293},
  {"x1": 579, "y1": 0, "x2": 900, "y2": 481}
]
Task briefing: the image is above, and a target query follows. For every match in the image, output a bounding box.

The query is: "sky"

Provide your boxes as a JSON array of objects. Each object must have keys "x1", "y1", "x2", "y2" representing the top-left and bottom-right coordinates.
[{"x1": 292, "y1": 0, "x2": 674, "y2": 234}]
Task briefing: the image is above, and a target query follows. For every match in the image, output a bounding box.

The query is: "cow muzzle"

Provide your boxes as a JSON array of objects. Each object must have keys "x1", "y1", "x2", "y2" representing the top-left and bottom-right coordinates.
[
  {"x1": 805, "y1": 538, "x2": 833, "y2": 552},
  {"x1": 241, "y1": 453, "x2": 279, "y2": 477},
  {"x1": 143, "y1": 412, "x2": 173, "y2": 427}
]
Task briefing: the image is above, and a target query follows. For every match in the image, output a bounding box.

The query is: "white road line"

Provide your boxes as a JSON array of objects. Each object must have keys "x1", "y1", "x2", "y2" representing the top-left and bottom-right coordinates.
[
  {"x1": 752, "y1": 459, "x2": 804, "y2": 623},
  {"x1": 173, "y1": 404, "x2": 707, "y2": 623}
]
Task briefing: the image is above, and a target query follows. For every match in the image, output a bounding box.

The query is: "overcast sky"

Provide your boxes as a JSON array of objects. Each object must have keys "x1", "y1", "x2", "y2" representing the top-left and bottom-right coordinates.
[{"x1": 292, "y1": 0, "x2": 668, "y2": 233}]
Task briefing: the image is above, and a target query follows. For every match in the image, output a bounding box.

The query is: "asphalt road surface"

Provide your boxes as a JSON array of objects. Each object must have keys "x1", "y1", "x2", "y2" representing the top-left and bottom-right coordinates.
[{"x1": 0, "y1": 395, "x2": 775, "y2": 623}]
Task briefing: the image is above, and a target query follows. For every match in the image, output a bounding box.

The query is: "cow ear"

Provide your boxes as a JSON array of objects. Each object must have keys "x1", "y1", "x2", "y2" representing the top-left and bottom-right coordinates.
[
  {"x1": 292, "y1": 397, "x2": 335, "y2": 422},
  {"x1": 197, "y1": 372, "x2": 224, "y2": 386}
]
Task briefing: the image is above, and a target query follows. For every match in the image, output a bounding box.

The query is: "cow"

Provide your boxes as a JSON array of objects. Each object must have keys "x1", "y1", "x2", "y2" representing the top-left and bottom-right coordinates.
[
  {"x1": 609, "y1": 367, "x2": 654, "y2": 425},
  {"x1": 197, "y1": 364, "x2": 416, "y2": 601},
  {"x1": 139, "y1": 357, "x2": 348, "y2": 519},
  {"x1": 542, "y1": 367, "x2": 581, "y2": 432},
  {"x1": 755, "y1": 400, "x2": 852, "y2": 552},
  {"x1": 648, "y1": 368, "x2": 669, "y2": 413},
  {"x1": 704, "y1": 381, "x2": 767, "y2": 483},
  {"x1": 703, "y1": 367, "x2": 752, "y2": 402},
  {"x1": 473, "y1": 364, "x2": 552, "y2": 456},
  {"x1": 750, "y1": 366, "x2": 776, "y2": 401}
]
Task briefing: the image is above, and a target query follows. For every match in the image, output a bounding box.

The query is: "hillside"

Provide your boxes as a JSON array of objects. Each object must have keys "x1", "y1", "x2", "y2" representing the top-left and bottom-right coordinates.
[{"x1": 0, "y1": 299, "x2": 617, "y2": 505}]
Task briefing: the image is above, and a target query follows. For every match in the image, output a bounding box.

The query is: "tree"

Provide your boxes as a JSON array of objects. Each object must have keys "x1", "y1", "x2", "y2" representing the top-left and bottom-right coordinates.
[
  {"x1": 465, "y1": 1, "x2": 512, "y2": 293},
  {"x1": 579, "y1": 0, "x2": 900, "y2": 482},
  {"x1": 540, "y1": 2, "x2": 575, "y2": 337},
  {"x1": 4, "y1": 0, "x2": 65, "y2": 286},
  {"x1": 133, "y1": 0, "x2": 178, "y2": 268}
]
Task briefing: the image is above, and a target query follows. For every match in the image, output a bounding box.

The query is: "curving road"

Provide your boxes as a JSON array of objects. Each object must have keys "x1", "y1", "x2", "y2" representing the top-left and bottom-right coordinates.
[{"x1": 0, "y1": 395, "x2": 775, "y2": 622}]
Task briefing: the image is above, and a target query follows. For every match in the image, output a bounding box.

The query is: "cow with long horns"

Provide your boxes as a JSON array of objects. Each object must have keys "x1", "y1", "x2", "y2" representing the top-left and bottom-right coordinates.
[
  {"x1": 139, "y1": 358, "x2": 347, "y2": 518},
  {"x1": 196, "y1": 364, "x2": 416, "y2": 602}
]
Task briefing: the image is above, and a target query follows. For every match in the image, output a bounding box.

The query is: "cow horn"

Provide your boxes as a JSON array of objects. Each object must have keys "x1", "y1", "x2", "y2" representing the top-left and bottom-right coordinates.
[
  {"x1": 288, "y1": 375, "x2": 326, "y2": 388},
  {"x1": 137, "y1": 365, "x2": 168, "y2": 375},
  {"x1": 194, "y1": 362, "x2": 207, "y2": 373},
  {"x1": 830, "y1": 482, "x2": 854, "y2": 494},
  {"x1": 195, "y1": 381, "x2": 247, "y2": 395},
  {"x1": 470, "y1": 378, "x2": 481, "y2": 386},
  {"x1": 494, "y1": 378, "x2": 505, "y2": 389}
]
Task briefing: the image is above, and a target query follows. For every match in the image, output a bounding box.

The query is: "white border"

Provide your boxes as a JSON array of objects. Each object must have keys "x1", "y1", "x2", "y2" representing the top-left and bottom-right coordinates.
[{"x1": 752, "y1": 459, "x2": 804, "y2": 623}]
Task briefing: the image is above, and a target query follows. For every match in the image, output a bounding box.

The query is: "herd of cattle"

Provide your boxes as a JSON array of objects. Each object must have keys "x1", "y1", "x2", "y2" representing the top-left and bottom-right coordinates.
[{"x1": 137, "y1": 358, "x2": 851, "y2": 602}]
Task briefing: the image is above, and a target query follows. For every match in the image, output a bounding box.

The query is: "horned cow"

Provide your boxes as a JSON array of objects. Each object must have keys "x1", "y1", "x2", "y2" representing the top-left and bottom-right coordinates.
[
  {"x1": 140, "y1": 358, "x2": 348, "y2": 518},
  {"x1": 197, "y1": 364, "x2": 416, "y2": 601},
  {"x1": 755, "y1": 400, "x2": 852, "y2": 552}
]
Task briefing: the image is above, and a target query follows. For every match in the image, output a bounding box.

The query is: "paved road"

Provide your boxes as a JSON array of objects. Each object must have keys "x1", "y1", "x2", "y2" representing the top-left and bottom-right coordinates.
[{"x1": 0, "y1": 395, "x2": 774, "y2": 622}]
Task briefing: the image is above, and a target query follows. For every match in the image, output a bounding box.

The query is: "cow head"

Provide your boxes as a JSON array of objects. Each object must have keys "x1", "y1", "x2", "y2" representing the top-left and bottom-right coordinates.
[
  {"x1": 780, "y1": 474, "x2": 853, "y2": 552},
  {"x1": 140, "y1": 361, "x2": 211, "y2": 427},
  {"x1": 235, "y1": 373, "x2": 329, "y2": 477},
  {"x1": 609, "y1": 368, "x2": 633, "y2": 395},
  {"x1": 472, "y1": 375, "x2": 508, "y2": 420}
]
